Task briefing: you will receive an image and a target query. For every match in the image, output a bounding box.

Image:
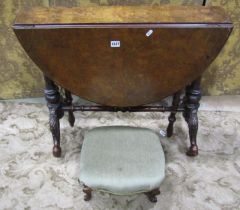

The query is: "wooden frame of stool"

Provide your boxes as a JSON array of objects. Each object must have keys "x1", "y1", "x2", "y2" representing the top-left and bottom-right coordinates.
[{"x1": 78, "y1": 180, "x2": 161, "y2": 203}]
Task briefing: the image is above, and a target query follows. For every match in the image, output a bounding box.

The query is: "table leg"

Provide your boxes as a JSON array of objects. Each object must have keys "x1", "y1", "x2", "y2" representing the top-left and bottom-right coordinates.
[
  {"x1": 167, "y1": 90, "x2": 182, "y2": 137},
  {"x1": 64, "y1": 89, "x2": 75, "y2": 127},
  {"x1": 184, "y1": 77, "x2": 201, "y2": 156},
  {"x1": 44, "y1": 76, "x2": 64, "y2": 157}
]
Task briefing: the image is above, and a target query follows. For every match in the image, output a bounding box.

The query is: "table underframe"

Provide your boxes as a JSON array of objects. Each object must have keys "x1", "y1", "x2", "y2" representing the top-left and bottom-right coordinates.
[{"x1": 44, "y1": 75, "x2": 201, "y2": 158}]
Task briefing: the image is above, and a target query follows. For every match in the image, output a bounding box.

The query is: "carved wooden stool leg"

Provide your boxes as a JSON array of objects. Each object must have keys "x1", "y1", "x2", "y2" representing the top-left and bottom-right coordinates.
[
  {"x1": 64, "y1": 89, "x2": 75, "y2": 127},
  {"x1": 83, "y1": 185, "x2": 92, "y2": 201},
  {"x1": 145, "y1": 188, "x2": 160, "y2": 203},
  {"x1": 167, "y1": 90, "x2": 182, "y2": 137},
  {"x1": 44, "y1": 76, "x2": 64, "y2": 158},
  {"x1": 184, "y1": 77, "x2": 201, "y2": 157}
]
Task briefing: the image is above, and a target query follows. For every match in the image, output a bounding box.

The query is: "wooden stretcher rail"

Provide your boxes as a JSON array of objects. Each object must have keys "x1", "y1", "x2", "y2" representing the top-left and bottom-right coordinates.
[{"x1": 61, "y1": 105, "x2": 185, "y2": 112}]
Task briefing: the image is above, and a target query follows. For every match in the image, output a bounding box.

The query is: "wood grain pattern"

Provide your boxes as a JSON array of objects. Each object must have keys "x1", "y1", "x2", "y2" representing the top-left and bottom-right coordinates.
[
  {"x1": 13, "y1": 6, "x2": 233, "y2": 107},
  {"x1": 14, "y1": 6, "x2": 231, "y2": 24}
]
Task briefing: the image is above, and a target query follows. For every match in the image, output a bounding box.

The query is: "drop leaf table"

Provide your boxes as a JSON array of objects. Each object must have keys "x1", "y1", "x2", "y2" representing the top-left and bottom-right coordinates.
[{"x1": 13, "y1": 5, "x2": 233, "y2": 157}]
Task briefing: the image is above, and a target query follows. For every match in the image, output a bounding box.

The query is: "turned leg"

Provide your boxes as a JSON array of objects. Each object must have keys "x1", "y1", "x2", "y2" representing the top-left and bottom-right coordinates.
[
  {"x1": 64, "y1": 89, "x2": 75, "y2": 127},
  {"x1": 83, "y1": 185, "x2": 92, "y2": 201},
  {"x1": 145, "y1": 189, "x2": 160, "y2": 203},
  {"x1": 167, "y1": 90, "x2": 182, "y2": 137},
  {"x1": 44, "y1": 76, "x2": 64, "y2": 157},
  {"x1": 184, "y1": 77, "x2": 201, "y2": 157}
]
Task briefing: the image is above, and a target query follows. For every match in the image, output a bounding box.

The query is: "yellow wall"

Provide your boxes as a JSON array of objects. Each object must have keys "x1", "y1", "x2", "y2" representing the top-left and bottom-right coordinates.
[
  {"x1": 0, "y1": 0, "x2": 239, "y2": 99},
  {"x1": 204, "y1": 0, "x2": 240, "y2": 95}
]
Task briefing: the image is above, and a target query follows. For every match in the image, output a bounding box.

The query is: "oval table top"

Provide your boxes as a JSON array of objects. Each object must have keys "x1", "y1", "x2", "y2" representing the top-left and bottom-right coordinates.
[{"x1": 13, "y1": 6, "x2": 233, "y2": 107}]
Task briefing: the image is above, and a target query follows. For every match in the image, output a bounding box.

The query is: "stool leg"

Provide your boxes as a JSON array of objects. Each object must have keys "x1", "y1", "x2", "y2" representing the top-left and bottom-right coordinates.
[
  {"x1": 167, "y1": 90, "x2": 182, "y2": 137},
  {"x1": 44, "y1": 76, "x2": 64, "y2": 157},
  {"x1": 83, "y1": 185, "x2": 92, "y2": 201},
  {"x1": 184, "y1": 77, "x2": 201, "y2": 157},
  {"x1": 145, "y1": 188, "x2": 160, "y2": 203},
  {"x1": 64, "y1": 89, "x2": 75, "y2": 127}
]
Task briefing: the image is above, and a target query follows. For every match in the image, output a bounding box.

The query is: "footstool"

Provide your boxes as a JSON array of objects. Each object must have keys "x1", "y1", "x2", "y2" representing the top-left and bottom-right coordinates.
[{"x1": 78, "y1": 126, "x2": 165, "y2": 202}]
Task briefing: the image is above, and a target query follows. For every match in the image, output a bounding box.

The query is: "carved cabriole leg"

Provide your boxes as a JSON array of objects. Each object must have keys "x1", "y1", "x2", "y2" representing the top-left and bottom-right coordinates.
[
  {"x1": 145, "y1": 188, "x2": 160, "y2": 203},
  {"x1": 83, "y1": 185, "x2": 92, "y2": 201},
  {"x1": 184, "y1": 77, "x2": 202, "y2": 157},
  {"x1": 64, "y1": 89, "x2": 75, "y2": 127},
  {"x1": 44, "y1": 76, "x2": 64, "y2": 158},
  {"x1": 167, "y1": 90, "x2": 182, "y2": 137}
]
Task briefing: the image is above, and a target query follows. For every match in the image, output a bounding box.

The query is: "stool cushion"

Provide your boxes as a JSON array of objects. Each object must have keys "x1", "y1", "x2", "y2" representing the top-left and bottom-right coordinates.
[{"x1": 79, "y1": 126, "x2": 165, "y2": 195}]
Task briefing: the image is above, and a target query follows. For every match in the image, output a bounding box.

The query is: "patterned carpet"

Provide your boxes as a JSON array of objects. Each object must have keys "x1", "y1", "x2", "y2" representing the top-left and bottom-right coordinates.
[{"x1": 0, "y1": 102, "x2": 240, "y2": 210}]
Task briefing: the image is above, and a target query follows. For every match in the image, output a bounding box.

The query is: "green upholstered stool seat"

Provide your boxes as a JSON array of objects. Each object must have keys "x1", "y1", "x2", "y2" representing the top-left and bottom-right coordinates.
[{"x1": 79, "y1": 126, "x2": 165, "y2": 201}]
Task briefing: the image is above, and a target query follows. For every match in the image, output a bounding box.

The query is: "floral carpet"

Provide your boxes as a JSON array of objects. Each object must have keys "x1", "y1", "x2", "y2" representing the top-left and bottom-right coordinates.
[{"x1": 0, "y1": 102, "x2": 239, "y2": 210}]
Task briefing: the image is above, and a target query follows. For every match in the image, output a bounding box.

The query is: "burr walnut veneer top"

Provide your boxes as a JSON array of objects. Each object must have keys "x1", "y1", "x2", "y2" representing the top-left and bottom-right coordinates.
[{"x1": 13, "y1": 6, "x2": 233, "y2": 106}]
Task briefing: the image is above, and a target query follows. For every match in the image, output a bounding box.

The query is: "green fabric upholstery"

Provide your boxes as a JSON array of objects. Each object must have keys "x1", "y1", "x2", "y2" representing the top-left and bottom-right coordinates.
[{"x1": 79, "y1": 126, "x2": 165, "y2": 195}]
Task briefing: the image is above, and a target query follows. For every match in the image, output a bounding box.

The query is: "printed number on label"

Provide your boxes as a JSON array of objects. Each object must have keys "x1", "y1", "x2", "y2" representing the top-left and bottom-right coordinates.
[{"x1": 111, "y1": 41, "x2": 120, "y2": 47}]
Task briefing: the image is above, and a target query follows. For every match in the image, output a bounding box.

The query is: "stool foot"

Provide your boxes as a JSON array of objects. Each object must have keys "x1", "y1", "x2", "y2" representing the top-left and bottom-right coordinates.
[
  {"x1": 145, "y1": 189, "x2": 160, "y2": 203},
  {"x1": 83, "y1": 185, "x2": 92, "y2": 201}
]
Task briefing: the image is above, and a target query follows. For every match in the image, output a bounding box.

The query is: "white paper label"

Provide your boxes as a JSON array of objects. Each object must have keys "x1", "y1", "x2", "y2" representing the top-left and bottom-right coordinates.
[
  {"x1": 159, "y1": 130, "x2": 166, "y2": 137},
  {"x1": 146, "y1": 30, "x2": 153, "y2": 37},
  {"x1": 111, "y1": 41, "x2": 120, "y2": 47}
]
